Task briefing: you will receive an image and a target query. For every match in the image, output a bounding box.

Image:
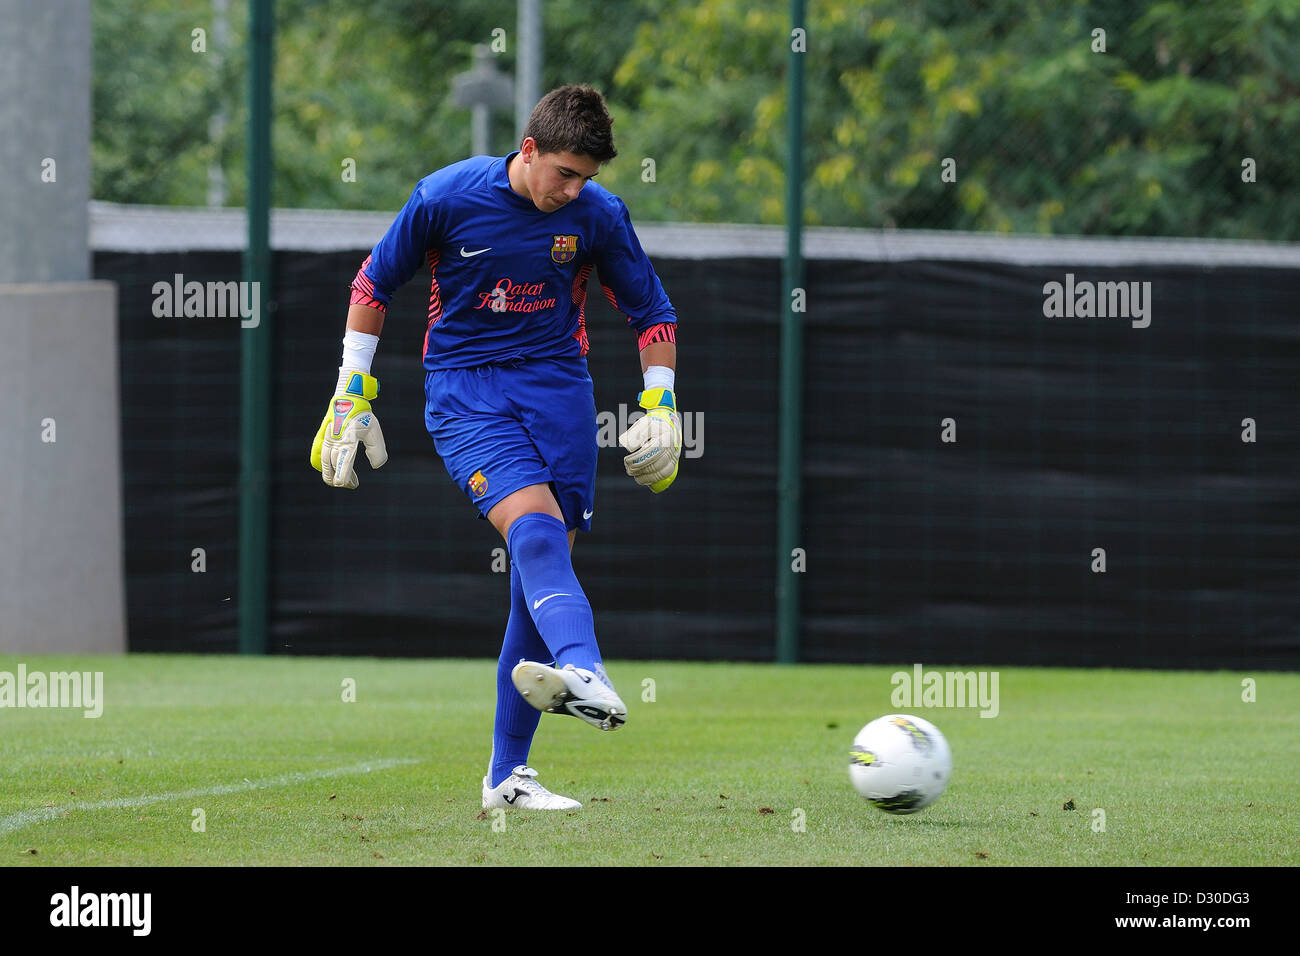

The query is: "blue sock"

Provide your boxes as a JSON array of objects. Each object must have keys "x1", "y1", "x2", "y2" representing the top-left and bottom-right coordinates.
[
  {"x1": 489, "y1": 562, "x2": 548, "y2": 788},
  {"x1": 506, "y1": 512, "x2": 603, "y2": 672}
]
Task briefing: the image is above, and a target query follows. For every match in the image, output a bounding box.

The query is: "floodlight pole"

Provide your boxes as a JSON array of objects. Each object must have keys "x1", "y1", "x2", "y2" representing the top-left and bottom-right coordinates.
[
  {"x1": 452, "y1": 45, "x2": 514, "y2": 157},
  {"x1": 238, "y1": 0, "x2": 273, "y2": 655},
  {"x1": 515, "y1": 0, "x2": 541, "y2": 138},
  {"x1": 776, "y1": 0, "x2": 806, "y2": 664}
]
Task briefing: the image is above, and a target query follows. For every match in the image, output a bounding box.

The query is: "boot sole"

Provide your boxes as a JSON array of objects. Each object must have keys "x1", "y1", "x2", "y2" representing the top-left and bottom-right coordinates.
[{"x1": 510, "y1": 662, "x2": 627, "y2": 731}]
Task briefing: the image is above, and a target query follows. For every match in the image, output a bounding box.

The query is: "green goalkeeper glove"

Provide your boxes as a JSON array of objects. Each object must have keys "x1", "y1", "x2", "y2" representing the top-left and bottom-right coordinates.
[
  {"x1": 618, "y1": 386, "x2": 681, "y2": 493},
  {"x1": 310, "y1": 368, "x2": 389, "y2": 489}
]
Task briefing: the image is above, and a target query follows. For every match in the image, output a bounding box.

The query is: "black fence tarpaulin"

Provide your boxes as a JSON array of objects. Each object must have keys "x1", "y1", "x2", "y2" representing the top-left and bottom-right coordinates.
[{"x1": 97, "y1": 236, "x2": 1299, "y2": 669}]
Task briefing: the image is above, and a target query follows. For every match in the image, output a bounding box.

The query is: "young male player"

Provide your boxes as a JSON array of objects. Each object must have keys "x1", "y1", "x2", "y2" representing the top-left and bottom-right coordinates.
[{"x1": 310, "y1": 86, "x2": 681, "y2": 810}]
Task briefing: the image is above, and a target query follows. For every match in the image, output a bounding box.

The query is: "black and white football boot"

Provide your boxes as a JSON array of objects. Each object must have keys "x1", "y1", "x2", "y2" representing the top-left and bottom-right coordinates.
[
  {"x1": 511, "y1": 661, "x2": 627, "y2": 731},
  {"x1": 481, "y1": 766, "x2": 582, "y2": 810}
]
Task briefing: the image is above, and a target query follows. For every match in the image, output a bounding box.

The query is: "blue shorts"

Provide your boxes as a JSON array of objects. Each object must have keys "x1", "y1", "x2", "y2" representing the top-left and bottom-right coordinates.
[{"x1": 425, "y1": 356, "x2": 598, "y2": 532}]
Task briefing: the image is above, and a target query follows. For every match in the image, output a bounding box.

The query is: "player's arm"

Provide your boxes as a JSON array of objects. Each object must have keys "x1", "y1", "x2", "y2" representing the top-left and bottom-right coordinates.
[
  {"x1": 346, "y1": 302, "x2": 385, "y2": 337},
  {"x1": 621, "y1": 339, "x2": 681, "y2": 494},
  {"x1": 639, "y1": 339, "x2": 675, "y2": 375},
  {"x1": 594, "y1": 200, "x2": 682, "y2": 493},
  {"x1": 309, "y1": 304, "x2": 389, "y2": 489},
  {"x1": 310, "y1": 184, "x2": 436, "y2": 488}
]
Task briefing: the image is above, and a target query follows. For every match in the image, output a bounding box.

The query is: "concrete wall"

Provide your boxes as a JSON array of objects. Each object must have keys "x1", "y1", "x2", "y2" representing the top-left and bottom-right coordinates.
[
  {"x1": 1, "y1": 282, "x2": 124, "y2": 652},
  {"x1": 0, "y1": 0, "x2": 91, "y2": 283}
]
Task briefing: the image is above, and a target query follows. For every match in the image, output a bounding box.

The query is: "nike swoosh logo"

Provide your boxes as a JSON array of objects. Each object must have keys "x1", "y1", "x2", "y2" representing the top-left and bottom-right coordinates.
[
  {"x1": 533, "y1": 593, "x2": 570, "y2": 610},
  {"x1": 501, "y1": 788, "x2": 528, "y2": 805},
  {"x1": 460, "y1": 246, "x2": 491, "y2": 257},
  {"x1": 582, "y1": 509, "x2": 594, "y2": 520}
]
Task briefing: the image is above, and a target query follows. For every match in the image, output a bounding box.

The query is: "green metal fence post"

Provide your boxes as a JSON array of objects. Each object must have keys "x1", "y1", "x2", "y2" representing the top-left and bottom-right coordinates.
[
  {"x1": 777, "y1": 0, "x2": 806, "y2": 663},
  {"x1": 238, "y1": 0, "x2": 273, "y2": 655}
]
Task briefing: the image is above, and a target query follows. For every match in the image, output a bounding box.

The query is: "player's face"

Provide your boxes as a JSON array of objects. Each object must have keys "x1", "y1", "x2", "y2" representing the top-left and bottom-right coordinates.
[{"x1": 526, "y1": 146, "x2": 600, "y2": 212}]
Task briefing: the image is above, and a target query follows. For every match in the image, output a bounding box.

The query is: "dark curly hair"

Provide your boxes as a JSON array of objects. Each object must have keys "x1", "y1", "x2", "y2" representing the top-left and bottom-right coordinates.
[{"x1": 522, "y1": 85, "x2": 617, "y2": 163}]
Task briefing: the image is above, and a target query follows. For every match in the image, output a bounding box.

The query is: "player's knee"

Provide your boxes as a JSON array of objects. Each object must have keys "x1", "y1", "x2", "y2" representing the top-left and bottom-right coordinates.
[{"x1": 506, "y1": 511, "x2": 569, "y2": 565}]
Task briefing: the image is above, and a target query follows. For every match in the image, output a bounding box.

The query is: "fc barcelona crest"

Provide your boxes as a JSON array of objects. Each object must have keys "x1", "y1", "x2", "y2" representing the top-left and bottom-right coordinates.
[
  {"x1": 551, "y1": 234, "x2": 579, "y2": 263},
  {"x1": 469, "y1": 469, "x2": 489, "y2": 498}
]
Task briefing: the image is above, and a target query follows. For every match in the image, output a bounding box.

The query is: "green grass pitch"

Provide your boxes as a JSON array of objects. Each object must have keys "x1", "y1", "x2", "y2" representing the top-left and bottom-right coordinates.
[{"x1": 0, "y1": 654, "x2": 1295, "y2": 866}]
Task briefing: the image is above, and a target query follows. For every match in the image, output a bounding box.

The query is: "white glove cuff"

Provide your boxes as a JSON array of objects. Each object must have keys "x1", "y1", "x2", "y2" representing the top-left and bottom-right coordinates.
[
  {"x1": 643, "y1": 365, "x2": 675, "y2": 391},
  {"x1": 342, "y1": 329, "x2": 379, "y2": 374}
]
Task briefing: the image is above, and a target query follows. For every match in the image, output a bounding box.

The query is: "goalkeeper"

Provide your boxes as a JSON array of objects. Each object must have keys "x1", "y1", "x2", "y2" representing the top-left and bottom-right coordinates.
[{"x1": 311, "y1": 86, "x2": 680, "y2": 811}]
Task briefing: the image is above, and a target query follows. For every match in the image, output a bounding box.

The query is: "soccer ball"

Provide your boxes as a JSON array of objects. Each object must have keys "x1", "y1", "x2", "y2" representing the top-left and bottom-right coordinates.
[{"x1": 848, "y1": 714, "x2": 952, "y2": 814}]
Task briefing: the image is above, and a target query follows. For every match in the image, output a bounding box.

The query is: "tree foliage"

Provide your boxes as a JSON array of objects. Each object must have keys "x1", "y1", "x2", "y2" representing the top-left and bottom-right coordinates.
[{"x1": 92, "y1": 0, "x2": 1300, "y2": 239}]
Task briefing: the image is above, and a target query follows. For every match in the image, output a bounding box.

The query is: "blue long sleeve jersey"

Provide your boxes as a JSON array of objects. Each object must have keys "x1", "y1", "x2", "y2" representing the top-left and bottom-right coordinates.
[{"x1": 350, "y1": 151, "x2": 677, "y2": 371}]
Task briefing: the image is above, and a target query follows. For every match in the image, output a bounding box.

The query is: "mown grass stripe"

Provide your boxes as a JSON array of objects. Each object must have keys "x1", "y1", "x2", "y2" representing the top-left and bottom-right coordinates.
[{"x1": 0, "y1": 758, "x2": 419, "y2": 836}]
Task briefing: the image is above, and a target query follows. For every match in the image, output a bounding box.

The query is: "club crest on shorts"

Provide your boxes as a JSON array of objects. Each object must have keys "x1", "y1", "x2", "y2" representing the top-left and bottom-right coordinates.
[
  {"x1": 468, "y1": 469, "x2": 489, "y2": 498},
  {"x1": 551, "y1": 234, "x2": 579, "y2": 263}
]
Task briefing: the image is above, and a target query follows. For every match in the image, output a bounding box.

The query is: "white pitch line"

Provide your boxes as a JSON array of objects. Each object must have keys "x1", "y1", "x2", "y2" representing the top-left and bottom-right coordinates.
[{"x1": 0, "y1": 758, "x2": 419, "y2": 836}]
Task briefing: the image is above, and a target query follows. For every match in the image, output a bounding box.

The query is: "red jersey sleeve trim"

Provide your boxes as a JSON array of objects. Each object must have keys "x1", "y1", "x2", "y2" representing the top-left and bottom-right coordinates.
[
  {"x1": 350, "y1": 255, "x2": 387, "y2": 313},
  {"x1": 637, "y1": 321, "x2": 676, "y2": 351}
]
